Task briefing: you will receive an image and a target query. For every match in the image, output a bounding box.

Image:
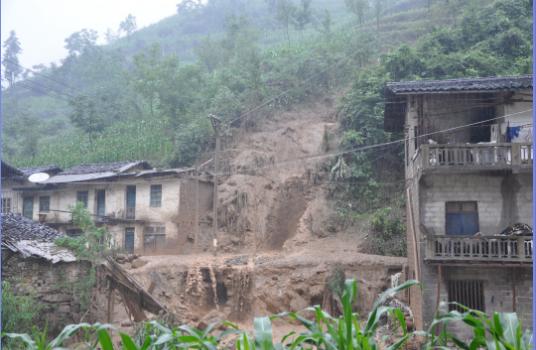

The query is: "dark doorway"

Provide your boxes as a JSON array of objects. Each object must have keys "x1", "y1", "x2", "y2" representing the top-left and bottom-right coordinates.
[
  {"x1": 22, "y1": 196, "x2": 34, "y2": 219},
  {"x1": 96, "y1": 190, "x2": 106, "y2": 217},
  {"x1": 126, "y1": 185, "x2": 136, "y2": 219},
  {"x1": 124, "y1": 227, "x2": 135, "y2": 253}
]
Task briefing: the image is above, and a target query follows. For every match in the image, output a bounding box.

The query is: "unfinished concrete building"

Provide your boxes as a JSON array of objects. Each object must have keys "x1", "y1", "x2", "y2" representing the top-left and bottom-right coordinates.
[
  {"x1": 1, "y1": 161, "x2": 213, "y2": 254},
  {"x1": 384, "y1": 75, "x2": 533, "y2": 333}
]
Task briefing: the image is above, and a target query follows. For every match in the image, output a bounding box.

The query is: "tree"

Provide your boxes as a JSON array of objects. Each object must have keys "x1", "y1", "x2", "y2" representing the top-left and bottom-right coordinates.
[
  {"x1": 345, "y1": 0, "x2": 369, "y2": 25},
  {"x1": 2, "y1": 31, "x2": 22, "y2": 87},
  {"x1": 292, "y1": 0, "x2": 312, "y2": 30},
  {"x1": 373, "y1": 0, "x2": 384, "y2": 29},
  {"x1": 64, "y1": 29, "x2": 98, "y2": 56},
  {"x1": 119, "y1": 14, "x2": 137, "y2": 37},
  {"x1": 176, "y1": 0, "x2": 203, "y2": 14},
  {"x1": 316, "y1": 9, "x2": 332, "y2": 36},
  {"x1": 69, "y1": 94, "x2": 112, "y2": 139},
  {"x1": 276, "y1": 0, "x2": 297, "y2": 46},
  {"x1": 104, "y1": 28, "x2": 119, "y2": 44}
]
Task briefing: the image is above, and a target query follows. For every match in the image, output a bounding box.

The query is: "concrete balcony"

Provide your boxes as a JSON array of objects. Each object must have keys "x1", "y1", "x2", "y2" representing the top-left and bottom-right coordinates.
[
  {"x1": 426, "y1": 235, "x2": 533, "y2": 265},
  {"x1": 413, "y1": 143, "x2": 532, "y2": 177}
]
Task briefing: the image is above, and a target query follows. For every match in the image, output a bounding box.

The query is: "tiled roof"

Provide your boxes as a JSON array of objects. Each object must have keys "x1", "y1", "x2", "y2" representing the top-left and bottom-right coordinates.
[
  {"x1": 1, "y1": 213, "x2": 76, "y2": 263},
  {"x1": 60, "y1": 161, "x2": 151, "y2": 175},
  {"x1": 1, "y1": 161, "x2": 23, "y2": 178},
  {"x1": 20, "y1": 165, "x2": 62, "y2": 177},
  {"x1": 385, "y1": 75, "x2": 532, "y2": 94},
  {"x1": 2, "y1": 213, "x2": 62, "y2": 241}
]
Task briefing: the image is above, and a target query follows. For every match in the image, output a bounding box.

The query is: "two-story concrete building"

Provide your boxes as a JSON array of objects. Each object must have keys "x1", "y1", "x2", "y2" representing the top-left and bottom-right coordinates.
[
  {"x1": 1, "y1": 161, "x2": 213, "y2": 254},
  {"x1": 384, "y1": 75, "x2": 533, "y2": 333}
]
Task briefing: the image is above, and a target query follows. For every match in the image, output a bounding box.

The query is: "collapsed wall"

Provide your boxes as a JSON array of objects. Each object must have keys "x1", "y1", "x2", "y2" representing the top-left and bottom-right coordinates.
[{"x1": 1, "y1": 251, "x2": 92, "y2": 333}]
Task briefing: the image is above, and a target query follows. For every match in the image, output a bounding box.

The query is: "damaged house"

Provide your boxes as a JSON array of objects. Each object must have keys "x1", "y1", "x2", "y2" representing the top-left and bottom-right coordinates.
[
  {"x1": 384, "y1": 75, "x2": 533, "y2": 334},
  {"x1": 1, "y1": 212, "x2": 85, "y2": 331},
  {"x1": 1, "y1": 161, "x2": 213, "y2": 254}
]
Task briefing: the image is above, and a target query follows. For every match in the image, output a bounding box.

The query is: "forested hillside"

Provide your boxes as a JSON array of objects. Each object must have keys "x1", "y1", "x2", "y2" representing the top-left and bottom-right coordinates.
[{"x1": 2, "y1": 0, "x2": 531, "y2": 175}]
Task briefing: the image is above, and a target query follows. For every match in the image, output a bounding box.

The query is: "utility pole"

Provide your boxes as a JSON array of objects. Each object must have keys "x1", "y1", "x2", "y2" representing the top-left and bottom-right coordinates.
[{"x1": 209, "y1": 114, "x2": 223, "y2": 255}]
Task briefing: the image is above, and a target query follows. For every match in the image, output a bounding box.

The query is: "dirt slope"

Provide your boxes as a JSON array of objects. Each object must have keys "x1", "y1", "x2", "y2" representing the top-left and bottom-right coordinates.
[{"x1": 111, "y1": 93, "x2": 407, "y2": 330}]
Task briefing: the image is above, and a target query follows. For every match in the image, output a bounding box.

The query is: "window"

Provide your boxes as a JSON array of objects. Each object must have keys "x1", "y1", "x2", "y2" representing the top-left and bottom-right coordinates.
[
  {"x1": 22, "y1": 197, "x2": 34, "y2": 219},
  {"x1": 66, "y1": 229, "x2": 83, "y2": 237},
  {"x1": 144, "y1": 225, "x2": 166, "y2": 250},
  {"x1": 124, "y1": 227, "x2": 135, "y2": 253},
  {"x1": 150, "y1": 185, "x2": 162, "y2": 207},
  {"x1": 446, "y1": 201, "x2": 479, "y2": 235},
  {"x1": 125, "y1": 186, "x2": 136, "y2": 219},
  {"x1": 76, "y1": 191, "x2": 89, "y2": 208},
  {"x1": 95, "y1": 190, "x2": 106, "y2": 217},
  {"x1": 39, "y1": 196, "x2": 50, "y2": 212},
  {"x1": 2, "y1": 197, "x2": 12, "y2": 213},
  {"x1": 448, "y1": 280, "x2": 485, "y2": 312}
]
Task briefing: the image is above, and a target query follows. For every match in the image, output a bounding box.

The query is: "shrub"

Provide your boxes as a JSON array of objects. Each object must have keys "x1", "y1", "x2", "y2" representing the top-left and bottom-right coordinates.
[{"x1": 367, "y1": 207, "x2": 406, "y2": 257}]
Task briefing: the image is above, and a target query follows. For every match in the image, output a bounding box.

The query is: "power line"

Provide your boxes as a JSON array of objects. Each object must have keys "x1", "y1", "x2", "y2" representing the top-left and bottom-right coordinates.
[
  {"x1": 212, "y1": 108, "x2": 533, "y2": 176},
  {"x1": 4, "y1": 58, "x2": 77, "y2": 98}
]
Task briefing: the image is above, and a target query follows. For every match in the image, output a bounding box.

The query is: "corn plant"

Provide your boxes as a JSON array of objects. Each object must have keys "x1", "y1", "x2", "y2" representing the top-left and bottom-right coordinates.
[
  {"x1": 4, "y1": 278, "x2": 534, "y2": 350},
  {"x1": 270, "y1": 278, "x2": 419, "y2": 350},
  {"x1": 3, "y1": 323, "x2": 112, "y2": 350},
  {"x1": 421, "y1": 304, "x2": 533, "y2": 350}
]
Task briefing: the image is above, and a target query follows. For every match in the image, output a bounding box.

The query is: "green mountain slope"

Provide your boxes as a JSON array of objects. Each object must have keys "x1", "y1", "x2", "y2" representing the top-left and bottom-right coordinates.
[{"x1": 2, "y1": 0, "x2": 530, "y2": 169}]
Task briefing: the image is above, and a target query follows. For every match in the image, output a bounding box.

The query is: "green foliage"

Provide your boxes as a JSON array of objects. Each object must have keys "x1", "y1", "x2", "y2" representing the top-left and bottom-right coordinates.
[
  {"x1": 367, "y1": 207, "x2": 406, "y2": 257},
  {"x1": 2, "y1": 0, "x2": 358, "y2": 168},
  {"x1": 64, "y1": 29, "x2": 98, "y2": 56},
  {"x1": 334, "y1": 0, "x2": 532, "y2": 241},
  {"x1": 54, "y1": 204, "x2": 110, "y2": 312},
  {"x1": 1, "y1": 281, "x2": 41, "y2": 336},
  {"x1": 3, "y1": 323, "x2": 112, "y2": 350},
  {"x1": 326, "y1": 264, "x2": 346, "y2": 297},
  {"x1": 120, "y1": 14, "x2": 138, "y2": 37},
  {"x1": 2, "y1": 30, "x2": 23, "y2": 86},
  {"x1": 55, "y1": 203, "x2": 111, "y2": 262},
  {"x1": 421, "y1": 305, "x2": 533, "y2": 349},
  {"x1": 4, "y1": 278, "x2": 534, "y2": 349}
]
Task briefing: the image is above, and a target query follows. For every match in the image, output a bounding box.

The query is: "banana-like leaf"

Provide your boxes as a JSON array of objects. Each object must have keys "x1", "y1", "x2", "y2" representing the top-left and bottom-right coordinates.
[
  {"x1": 98, "y1": 329, "x2": 115, "y2": 350},
  {"x1": 254, "y1": 317, "x2": 274, "y2": 350}
]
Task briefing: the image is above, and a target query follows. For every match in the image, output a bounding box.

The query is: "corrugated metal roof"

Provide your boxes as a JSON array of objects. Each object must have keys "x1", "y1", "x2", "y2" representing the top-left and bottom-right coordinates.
[
  {"x1": 1, "y1": 213, "x2": 76, "y2": 263},
  {"x1": 20, "y1": 165, "x2": 62, "y2": 177},
  {"x1": 44, "y1": 171, "x2": 118, "y2": 184},
  {"x1": 385, "y1": 75, "x2": 532, "y2": 94},
  {"x1": 135, "y1": 167, "x2": 195, "y2": 177},
  {"x1": 60, "y1": 161, "x2": 151, "y2": 175}
]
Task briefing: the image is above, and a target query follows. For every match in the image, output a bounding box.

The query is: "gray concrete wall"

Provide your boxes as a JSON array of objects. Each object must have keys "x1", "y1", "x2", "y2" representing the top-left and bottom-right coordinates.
[
  {"x1": 419, "y1": 173, "x2": 532, "y2": 236},
  {"x1": 420, "y1": 264, "x2": 532, "y2": 337}
]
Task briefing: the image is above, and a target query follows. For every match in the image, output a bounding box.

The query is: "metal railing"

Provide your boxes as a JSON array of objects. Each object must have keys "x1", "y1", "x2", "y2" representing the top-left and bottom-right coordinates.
[{"x1": 426, "y1": 235, "x2": 533, "y2": 263}]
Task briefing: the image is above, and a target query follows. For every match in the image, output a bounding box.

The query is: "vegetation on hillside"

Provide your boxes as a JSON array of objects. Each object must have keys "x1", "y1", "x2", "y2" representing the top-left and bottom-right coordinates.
[
  {"x1": 331, "y1": 0, "x2": 532, "y2": 254},
  {"x1": 1, "y1": 0, "x2": 457, "y2": 168},
  {"x1": 1, "y1": 0, "x2": 532, "y2": 256}
]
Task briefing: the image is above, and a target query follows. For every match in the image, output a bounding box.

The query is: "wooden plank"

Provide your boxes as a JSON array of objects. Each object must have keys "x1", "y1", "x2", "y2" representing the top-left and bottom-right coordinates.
[{"x1": 407, "y1": 187, "x2": 421, "y2": 281}]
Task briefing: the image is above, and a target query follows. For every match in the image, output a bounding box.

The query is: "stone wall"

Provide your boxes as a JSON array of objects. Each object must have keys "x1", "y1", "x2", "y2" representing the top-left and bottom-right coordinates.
[{"x1": 1, "y1": 250, "x2": 92, "y2": 334}]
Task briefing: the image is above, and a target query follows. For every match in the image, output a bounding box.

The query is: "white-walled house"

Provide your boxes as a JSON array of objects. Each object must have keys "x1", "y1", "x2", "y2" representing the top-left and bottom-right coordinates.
[{"x1": 1, "y1": 161, "x2": 213, "y2": 254}]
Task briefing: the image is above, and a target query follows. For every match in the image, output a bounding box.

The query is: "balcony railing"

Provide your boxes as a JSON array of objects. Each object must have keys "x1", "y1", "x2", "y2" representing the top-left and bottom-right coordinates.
[
  {"x1": 426, "y1": 235, "x2": 533, "y2": 264},
  {"x1": 414, "y1": 143, "x2": 532, "y2": 176}
]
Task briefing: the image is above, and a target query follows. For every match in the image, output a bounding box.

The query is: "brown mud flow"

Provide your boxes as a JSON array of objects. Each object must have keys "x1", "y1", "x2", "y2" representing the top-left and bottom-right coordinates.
[{"x1": 106, "y1": 95, "x2": 406, "y2": 331}]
